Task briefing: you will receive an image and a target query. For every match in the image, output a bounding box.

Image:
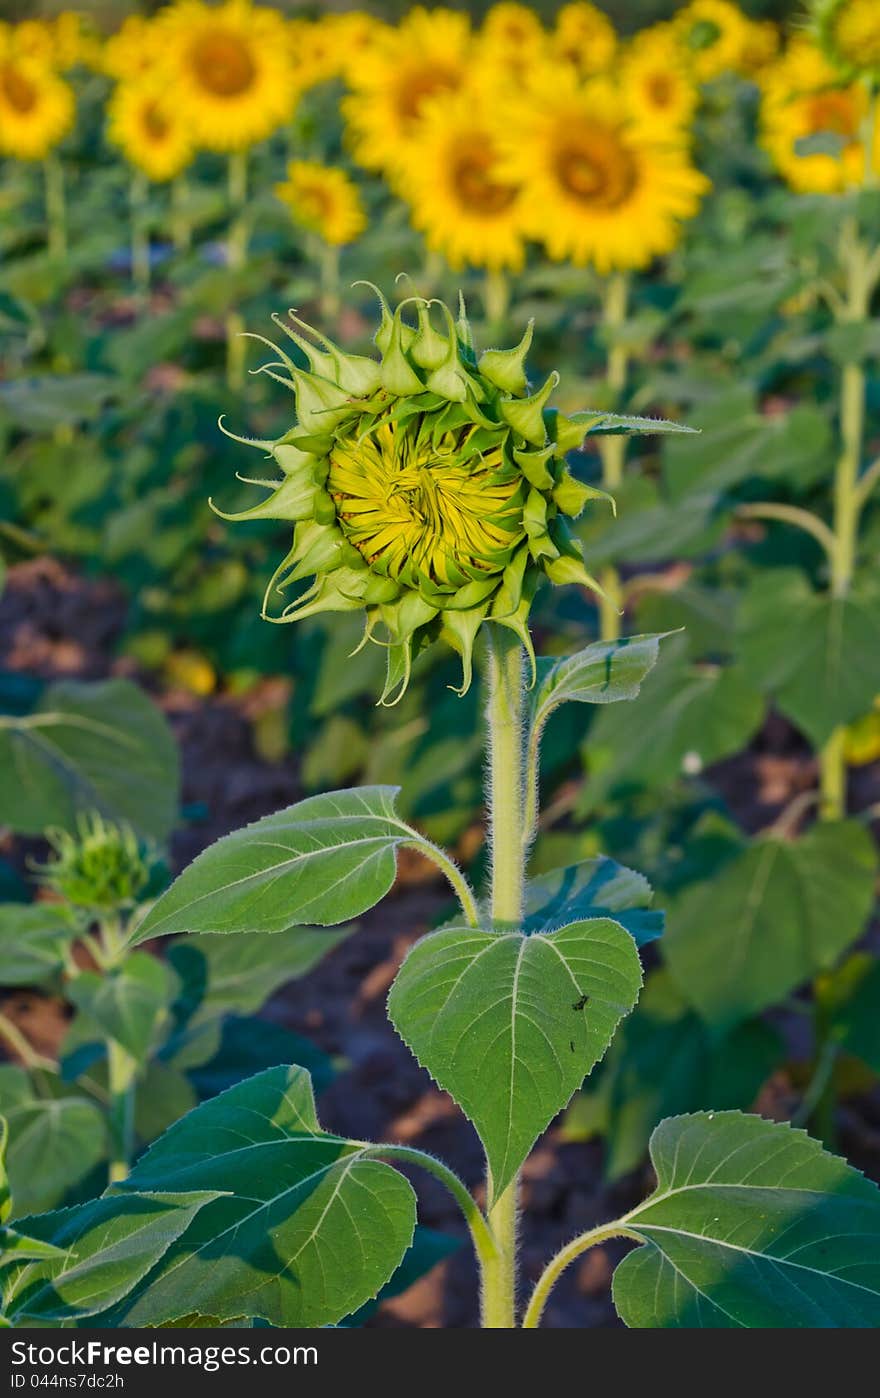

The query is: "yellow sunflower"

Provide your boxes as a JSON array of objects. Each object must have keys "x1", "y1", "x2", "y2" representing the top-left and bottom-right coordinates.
[
  {"x1": 738, "y1": 19, "x2": 780, "y2": 74},
  {"x1": 397, "y1": 89, "x2": 528, "y2": 271},
  {"x1": 288, "y1": 17, "x2": 345, "y2": 92},
  {"x1": 474, "y1": 2, "x2": 547, "y2": 90},
  {"x1": 159, "y1": 0, "x2": 295, "y2": 153},
  {"x1": 620, "y1": 24, "x2": 699, "y2": 135},
  {"x1": 816, "y1": 0, "x2": 880, "y2": 78},
  {"x1": 342, "y1": 6, "x2": 472, "y2": 177},
  {"x1": 549, "y1": 2, "x2": 617, "y2": 79},
  {"x1": 8, "y1": 19, "x2": 56, "y2": 66},
  {"x1": 760, "y1": 36, "x2": 874, "y2": 193},
  {"x1": 323, "y1": 12, "x2": 388, "y2": 86},
  {"x1": 495, "y1": 69, "x2": 709, "y2": 274},
  {"x1": 0, "y1": 53, "x2": 75, "y2": 161},
  {"x1": 107, "y1": 78, "x2": 194, "y2": 184},
  {"x1": 102, "y1": 15, "x2": 165, "y2": 82},
  {"x1": 274, "y1": 160, "x2": 366, "y2": 246},
  {"x1": 673, "y1": 0, "x2": 750, "y2": 82}
]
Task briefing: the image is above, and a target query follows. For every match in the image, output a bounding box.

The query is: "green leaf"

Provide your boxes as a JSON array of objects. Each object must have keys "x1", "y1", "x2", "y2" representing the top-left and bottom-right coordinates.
[
  {"x1": 664, "y1": 821, "x2": 877, "y2": 1029},
  {"x1": 0, "y1": 904, "x2": 75, "y2": 985},
  {"x1": 167, "y1": 924, "x2": 355, "y2": 1020},
  {"x1": 5, "y1": 1192, "x2": 218, "y2": 1323},
  {"x1": 578, "y1": 411, "x2": 696, "y2": 437},
  {"x1": 530, "y1": 634, "x2": 667, "y2": 734},
  {"x1": 737, "y1": 569, "x2": 880, "y2": 747},
  {"x1": 133, "y1": 787, "x2": 412, "y2": 944},
  {"x1": 67, "y1": 952, "x2": 175, "y2": 1060},
  {"x1": 4, "y1": 1097, "x2": 106, "y2": 1217},
  {"x1": 388, "y1": 919, "x2": 642, "y2": 1202},
  {"x1": 580, "y1": 639, "x2": 764, "y2": 810},
  {"x1": 0, "y1": 374, "x2": 119, "y2": 432},
  {"x1": 103, "y1": 1065, "x2": 416, "y2": 1328},
  {"x1": 613, "y1": 1111, "x2": 880, "y2": 1327},
  {"x1": 524, "y1": 857, "x2": 663, "y2": 947},
  {"x1": 0, "y1": 679, "x2": 179, "y2": 840}
]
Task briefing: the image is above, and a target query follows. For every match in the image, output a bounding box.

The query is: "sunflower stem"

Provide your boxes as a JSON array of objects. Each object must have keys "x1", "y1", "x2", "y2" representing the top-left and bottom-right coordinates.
[
  {"x1": 226, "y1": 149, "x2": 250, "y2": 391},
  {"x1": 480, "y1": 626, "x2": 526, "y2": 1328},
  {"x1": 597, "y1": 272, "x2": 630, "y2": 642},
  {"x1": 484, "y1": 269, "x2": 509, "y2": 333},
  {"x1": 171, "y1": 172, "x2": 192, "y2": 252},
  {"x1": 44, "y1": 153, "x2": 67, "y2": 261},
  {"x1": 316, "y1": 237, "x2": 340, "y2": 321},
  {"x1": 130, "y1": 170, "x2": 151, "y2": 298}
]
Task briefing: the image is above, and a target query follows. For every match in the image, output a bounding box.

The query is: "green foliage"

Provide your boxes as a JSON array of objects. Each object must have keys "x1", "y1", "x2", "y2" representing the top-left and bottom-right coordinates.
[{"x1": 614, "y1": 1112, "x2": 880, "y2": 1328}]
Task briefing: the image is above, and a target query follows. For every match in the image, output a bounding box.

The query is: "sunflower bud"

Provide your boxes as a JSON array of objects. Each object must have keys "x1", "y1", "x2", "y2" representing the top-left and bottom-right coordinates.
[
  {"x1": 215, "y1": 290, "x2": 608, "y2": 704},
  {"x1": 34, "y1": 813, "x2": 153, "y2": 913}
]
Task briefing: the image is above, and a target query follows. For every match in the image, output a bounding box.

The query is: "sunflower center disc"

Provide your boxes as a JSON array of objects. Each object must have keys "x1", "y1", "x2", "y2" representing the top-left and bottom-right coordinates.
[
  {"x1": 1, "y1": 63, "x2": 38, "y2": 114},
  {"x1": 452, "y1": 148, "x2": 518, "y2": 215},
  {"x1": 190, "y1": 28, "x2": 256, "y2": 97},
  {"x1": 555, "y1": 131, "x2": 638, "y2": 210}
]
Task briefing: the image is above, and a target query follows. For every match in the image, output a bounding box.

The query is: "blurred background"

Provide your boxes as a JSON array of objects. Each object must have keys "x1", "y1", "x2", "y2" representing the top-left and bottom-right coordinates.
[{"x1": 1, "y1": 0, "x2": 879, "y2": 1328}]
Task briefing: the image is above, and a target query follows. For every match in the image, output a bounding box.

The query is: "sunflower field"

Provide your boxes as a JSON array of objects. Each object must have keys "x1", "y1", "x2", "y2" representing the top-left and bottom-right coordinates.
[{"x1": 1, "y1": 0, "x2": 880, "y2": 1337}]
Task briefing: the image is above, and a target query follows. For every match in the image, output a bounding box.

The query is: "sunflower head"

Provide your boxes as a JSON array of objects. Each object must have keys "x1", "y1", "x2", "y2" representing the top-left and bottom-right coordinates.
[
  {"x1": 215, "y1": 291, "x2": 614, "y2": 704},
  {"x1": 0, "y1": 52, "x2": 74, "y2": 161},
  {"x1": 274, "y1": 160, "x2": 367, "y2": 247},
  {"x1": 108, "y1": 78, "x2": 194, "y2": 183},
  {"x1": 813, "y1": 0, "x2": 880, "y2": 79},
  {"x1": 35, "y1": 812, "x2": 153, "y2": 913}
]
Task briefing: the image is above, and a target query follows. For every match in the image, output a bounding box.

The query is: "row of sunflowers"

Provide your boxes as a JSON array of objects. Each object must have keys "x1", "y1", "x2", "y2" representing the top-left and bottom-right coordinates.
[{"x1": 1, "y1": 0, "x2": 879, "y2": 287}]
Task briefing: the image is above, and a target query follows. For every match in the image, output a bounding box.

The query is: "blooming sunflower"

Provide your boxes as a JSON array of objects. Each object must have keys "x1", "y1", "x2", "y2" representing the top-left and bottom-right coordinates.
[
  {"x1": 214, "y1": 292, "x2": 636, "y2": 702},
  {"x1": 8, "y1": 19, "x2": 56, "y2": 66},
  {"x1": 0, "y1": 53, "x2": 74, "y2": 161},
  {"x1": 673, "y1": 0, "x2": 749, "y2": 82},
  {"x1": 102, "y1": 15, "x2": 165, "y2": 82},
  {"x1": 815, "y1": 0, "x2": 880, "y2": 79},
  {"x1": 738, "y1": 19, "x2": 780, "y2": 74},
  {"x1": 107, "y1": 78, "x2": 194, "y2": 184},
  {"x1": 620, "y1": 24, "x2": 699, "y2": 135},
  {"x1": 760, "y1": 36, "x2": 873, "y2": 193},
  {"x1": 549, "y1": 2, "x2": 617, "y2": 79},
  {"x1": 274, "y1": 160, "x2": 367, "y2": 246},
  {"x1": 397, "y1": 90, "x2": 527, "y2": 272},
  {"x1": 158, "y1": 0, "x2": 295, "y2": 153},
  {"x1": 495, "y1": 70, "x2": 709, "y2": 274},
  {"x1": 342, "y1": 7, "x2": 472, "y2": 177},
  {"x1": 288, "y1": 17, "x2": 346, "y2": 92}
]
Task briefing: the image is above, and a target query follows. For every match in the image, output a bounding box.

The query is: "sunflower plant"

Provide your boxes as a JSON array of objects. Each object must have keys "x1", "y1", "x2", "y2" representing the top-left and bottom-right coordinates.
[{"x1": 5, "y1": 291, "x2": 880, "y2": 1332}]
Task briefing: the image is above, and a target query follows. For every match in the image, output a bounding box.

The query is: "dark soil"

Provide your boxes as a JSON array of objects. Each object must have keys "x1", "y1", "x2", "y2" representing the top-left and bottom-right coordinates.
[{"x1": 2, "y1": 556, "x2": 880, "y2": 1329}]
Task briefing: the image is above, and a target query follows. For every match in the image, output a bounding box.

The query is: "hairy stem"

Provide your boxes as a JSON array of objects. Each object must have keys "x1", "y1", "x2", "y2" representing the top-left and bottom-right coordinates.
[
  {"x1": 481, "y1": 627, "x2": 526, "y2": 1328},
  {"x1": 522, "y1": 1221, "x2": 643, "y2": 1328},
  {"x1": 361, "y1": 1144, "x2": 496, "y2": 1272},
  {"x1": 598, "y1": 273, "x2": 629, "y2": 641},
  {"x1": 401, "y1": 831, "x2": 480, "y2": 928}
]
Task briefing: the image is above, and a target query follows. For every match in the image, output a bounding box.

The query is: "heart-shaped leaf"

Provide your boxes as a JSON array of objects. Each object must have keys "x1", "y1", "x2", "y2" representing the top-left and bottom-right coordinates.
[
  {"x1": 614, "y1": 1111, "x2": 880, "y2": 1327},
  {"x1": 665, "y1": 821, "x2": 877, "y2": 1028},
  {"x1": 67, "y1": 952, "x2": 175, "y2": 1060},
  {"x1": 524, "y1": 857, "x2": 663, "y2": 947},
  {"x1": 388, "y1": 919, "x2": 642, "y2": 1202},
  {"x1": 133, "y1": 787, "x2": 412, "y2": 944},
  {"x1": 0, "y1": 904, "x2": 76, "y2": 986},
  {"x1": 102, "y1": 1065, "x2": 416, "y2": 1328},
  {"x1": 4, "y1": 1096, "x2": 107, "y2": 1218},
  {"x1": 0, "y1": 679, "x2": 179, "y2": 840}
]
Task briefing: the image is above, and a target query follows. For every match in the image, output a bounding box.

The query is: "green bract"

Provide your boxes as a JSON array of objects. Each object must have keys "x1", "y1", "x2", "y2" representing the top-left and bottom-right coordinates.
[
  {"x1": 34, "y1": 811, "x2": 152, "y2": 913},
  {"x1": 216, "y1": 290, "x2": 615, "y2": 704}
]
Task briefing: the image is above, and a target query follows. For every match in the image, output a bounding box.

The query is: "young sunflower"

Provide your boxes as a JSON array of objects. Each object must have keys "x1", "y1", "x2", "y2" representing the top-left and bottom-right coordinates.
[
  {"x1": 342, "y1": 6, "x2": 472, "y2": 177},
  {"x1": 102, "y1": 14, "x2": 165, "y2": 81},
  {"x1": 107, "y1": 78, "x2": 194, "y2": 184},
  {"x1": 760, "y1": 36, "x2": 873, "y2": 194},
  {"x1": 214, "y1": 292, "x2": 629, "y2": 702},
  {"x1": 549, "y1": 2, "x2": 617, "y2": 79},
  {"x1": 0, "y1": 52, "x2": 74, "y2": 161},
  {"x1": 673, "y1": 0, "x2": 750, "y2": 82},
  {"x1": 620, "y1": 24, "x2": 699, "y2": 136},
  {"x1": 397, "y1": 89, "x2": 527, "y2": 272},
  {"x1": 494, "y1": 70, "x2": 709, "y2": 274},
  {"x1": 158, "y1": 0, "x2": 295, "y2": 153},
  {"x1": 814, "y1": 0, "x2": 880, "y2": 79},
  {"x1": 274, "y1": 160, "x2": 367, "y2": 247}
]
